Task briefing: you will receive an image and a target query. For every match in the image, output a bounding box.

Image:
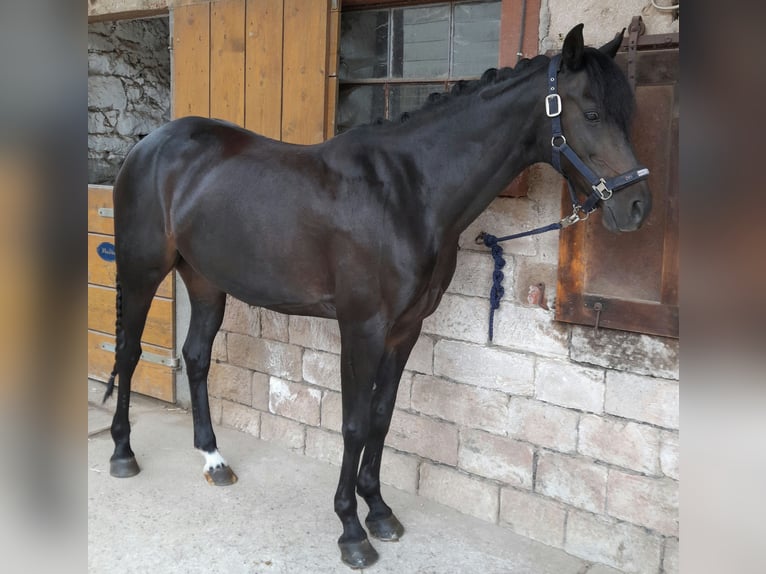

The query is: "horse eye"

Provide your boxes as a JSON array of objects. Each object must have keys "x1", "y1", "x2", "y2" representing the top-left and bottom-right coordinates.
[{"x1": 585, "y1": 111, "x2": 600, "y2": 122}]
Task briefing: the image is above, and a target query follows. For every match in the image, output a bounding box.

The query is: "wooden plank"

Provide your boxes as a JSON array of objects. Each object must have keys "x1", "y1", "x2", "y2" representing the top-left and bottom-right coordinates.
[
  {"x1": 88, "y1": 233, "x2": 174, "y2": 298},
  {"x1": 88, "y1": 284, "x2": 174, "y2": 350},
  {"x1": 325, "y1": 77, "x2": 338, "y2": 139},
  {"x1": 245, "y1": 0, "x2": 283, "y2": 138},
  {"x1": 211, "y1": 0, "x2": 246, "y2": 125},
  {"x1": 88, "y1": 330, "x2": 175, "y2": 403},
  {"x1": 172, "y1": 1, "x2": 211, "y2": 118},
  {"x1": 88, "y1": 185, "x2": 114, "y2": 235},
  {"x1": 282, "y1": 0, "x2": 329, "y2": 144}
]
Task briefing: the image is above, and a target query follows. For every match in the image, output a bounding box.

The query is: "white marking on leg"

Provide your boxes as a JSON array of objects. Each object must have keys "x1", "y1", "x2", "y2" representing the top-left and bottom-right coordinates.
[{"x1": 200, "y1": 449, "x2": 228, "y2": 472}]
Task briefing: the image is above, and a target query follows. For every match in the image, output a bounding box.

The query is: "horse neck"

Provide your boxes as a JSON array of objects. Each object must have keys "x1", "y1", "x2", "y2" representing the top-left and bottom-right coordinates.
[{"x1": 411, "y1": 67, "x2": 549, "y2": 238}]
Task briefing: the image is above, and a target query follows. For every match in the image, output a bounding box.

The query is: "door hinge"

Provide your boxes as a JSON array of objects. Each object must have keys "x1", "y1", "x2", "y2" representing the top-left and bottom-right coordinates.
[{"x1": 100, "y1": 342, "x2": 180, "y2": 369}]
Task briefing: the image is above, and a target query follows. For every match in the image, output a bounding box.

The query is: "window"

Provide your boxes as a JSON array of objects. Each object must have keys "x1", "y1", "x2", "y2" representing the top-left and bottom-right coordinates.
[{"x1": 337, "y1": 1, "x2": 501, "y2": 133}]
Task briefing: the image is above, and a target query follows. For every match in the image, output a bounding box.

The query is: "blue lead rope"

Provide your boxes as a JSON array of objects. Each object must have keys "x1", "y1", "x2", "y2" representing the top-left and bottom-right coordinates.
[{"x1": 478, "y1": 222, "x2": 564, "y2": 341}]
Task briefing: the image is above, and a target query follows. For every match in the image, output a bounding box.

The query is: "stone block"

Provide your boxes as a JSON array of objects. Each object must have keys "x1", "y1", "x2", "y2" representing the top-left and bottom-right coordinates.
[
  {"x1": 380, "y1": 448, "x2": 420, "y2": 494},
  {"x1": 419, "y1": 463, "x2": 499, "y2": 522},
  {"x1": 565, "y1": 509, "x2": 662, "y2": 574},
  {"x1": 422, "y1": 294, "x2": 491, "y2": 344},
  {"x1": 320, "y1": 391, "x2": 343, "y2": 432},
  {"x1": 211, "y1": 331, "x2": 227, "y2": 362},
  {"x1": 251, "y1": 372, "x2": 270, "y2": 411},
  {"x1": 660, "y1": 430, "x2": 679, "y2": 480},
  {"x1": 605, "y1": 372, "x2": 679, "y2": 429},
  {"x1": 606, "y1": 470, "x2": 679, "y2": 536},
  {"x1": 289, "y1": 316, "x2": 341, "y2": 353},
  {"x1": 507, "y1": 398, "x2": 579, "y2": 453},
  {"x1": 411, "y1": 375, "x2": 508, "y2": 435},
  {"x1": 536, "y1": 452, "x2": 607, "y2": 513},
  {"x1": 395, "y1": 372, "x2": 413, "y2": 410},
  {"x1": 578, "y1": 415, "x2": 660, "y2": 475},
  {"x1": 663, "y1": 537, "x2": 679, "y2": 574},
  {"x1": 259, "y1": 413, "x2": 305, "y2": 453},
  {"x1": 571, "y1": 326, "x2": 679, "y2": 380},
  {"x1": 499, "y1": 488, "x2": 567, "y2": 548},
  {"x1": 220, "y1": 401, "x2": 260, "y2": 438},
  {"x1": 221, "y1": 296, "x2": 260, "y2": 336},
  {"x1": 433, "y1": 340, "x2": 535, "y2": 395},
  {"x1": 448, "y1": 249, "x2": 502, "y2": 298},
  {"x1": 404, "y1": 335, "x2": 434, "y2": 375},
  {"x1": 209, "y1": 397, "x2": 222, "y2": 425},
  {"x1": 535, "y1": 358, "x2": 605, "y2": 413},
  {"x1": 458, "y1": 429, "x2": 533, "y2": 487},
  {"x1": 261, "y1": 308, "x2": 289, "y2": 342},
  {"x1": 208, "y1": 362, "x2": 252, "y2": 405},
  {"x1": 302, "y1": 349, "x2": 340, "y2": 391},
  {"x1": 460, "y1": 197, "x2": 538, "y2": 256},
  {"x1": 88, "y1": 75, "x2": 126, "y2": 110},
  {"x1": 227, "y1": 333, "x2": 303, "y2": 382},
  {"x1": 305, "y1": 428, "x2": 343, "y2": 467},
  {"x1": 513, "y1": 260, "x2": 557, "y2": 308},
  {"x1": 269, "y1": 378, "x2": 321, "y2": 426},
  {"x1": 493, "y1": 305, "x2": 569, "y2": 357},
  {"x1": 387, "y1": 410, "x2": 458, "y2": 465}
]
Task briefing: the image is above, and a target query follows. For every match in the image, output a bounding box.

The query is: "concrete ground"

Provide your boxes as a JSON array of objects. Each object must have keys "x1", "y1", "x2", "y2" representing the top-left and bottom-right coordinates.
[{"x1": 88, "y1": 382, "x2": 613, "y2": 574}]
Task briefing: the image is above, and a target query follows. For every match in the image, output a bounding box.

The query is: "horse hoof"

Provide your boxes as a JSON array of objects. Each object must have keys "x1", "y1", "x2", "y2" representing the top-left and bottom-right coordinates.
[
  {"x1": 338, "y1": 538, "x2": 379, "y2": 569},
  {"x1": 204, "y1": 465, "x2": 238, "y2": 486},
  {"x1": 366, "y1": 514, "x2": 405, "y2": 541},
  {"x1": 110, "y1": 456, "x2": 140, "y2": 478}
]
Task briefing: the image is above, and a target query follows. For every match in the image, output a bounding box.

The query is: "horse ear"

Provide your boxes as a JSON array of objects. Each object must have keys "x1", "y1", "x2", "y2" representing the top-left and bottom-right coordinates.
[
  {"x1": 562, "y1": 23, "x2": 585, "y2": 71},
  {"x1": 599, "y1": 29, "x2": 625, "y2": 59}
]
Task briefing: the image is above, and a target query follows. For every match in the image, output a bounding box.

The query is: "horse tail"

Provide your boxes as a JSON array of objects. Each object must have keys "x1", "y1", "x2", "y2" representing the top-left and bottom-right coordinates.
[{"x1": 102, "y1": 274, "x2": 123, "y2": 403}]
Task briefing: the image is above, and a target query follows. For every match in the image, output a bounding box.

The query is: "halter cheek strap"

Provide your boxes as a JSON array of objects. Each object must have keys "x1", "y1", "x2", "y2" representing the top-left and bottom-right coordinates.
[{"x1": 547, "y1": 55, "x2": 649, "y2": 218}]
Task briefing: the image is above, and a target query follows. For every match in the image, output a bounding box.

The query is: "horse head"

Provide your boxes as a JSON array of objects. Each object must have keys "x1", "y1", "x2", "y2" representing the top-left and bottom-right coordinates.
[{"x1": 554, "y1": 24, "x2": 652, "y2": 232}]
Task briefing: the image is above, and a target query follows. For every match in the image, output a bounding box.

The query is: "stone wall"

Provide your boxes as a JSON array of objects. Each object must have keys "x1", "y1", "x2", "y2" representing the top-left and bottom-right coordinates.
[{"x1": 88, "y1": 18, "x2": 170, "y2": 184}]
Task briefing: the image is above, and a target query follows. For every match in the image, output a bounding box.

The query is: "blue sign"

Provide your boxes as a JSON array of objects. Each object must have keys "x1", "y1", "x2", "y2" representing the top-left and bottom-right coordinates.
[{"x1": 97, "y1": 242, "x2": 116, "y2": 262}]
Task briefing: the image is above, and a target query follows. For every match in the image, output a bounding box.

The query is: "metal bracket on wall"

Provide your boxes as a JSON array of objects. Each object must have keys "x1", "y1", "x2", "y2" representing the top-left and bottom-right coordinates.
[
  {"x1": 97, "y1": 207, "x2": 114, "y2": 218},
  {"x1": 627, "y1": 15, "x2": 645, "y2": 92},
  {"x1": 100, "y1": 342, "x2": 180, "y2": 369}
]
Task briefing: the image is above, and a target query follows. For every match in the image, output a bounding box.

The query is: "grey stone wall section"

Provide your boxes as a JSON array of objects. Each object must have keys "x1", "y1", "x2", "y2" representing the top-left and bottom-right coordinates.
[{"x1": 88, "y1": 18, "x2": 170, "y2": 184}]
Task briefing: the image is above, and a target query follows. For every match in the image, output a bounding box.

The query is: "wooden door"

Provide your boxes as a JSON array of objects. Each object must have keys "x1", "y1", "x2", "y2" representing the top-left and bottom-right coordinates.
[{"x1": 88, "y1": 185, "x2": 177, "y2": 402}]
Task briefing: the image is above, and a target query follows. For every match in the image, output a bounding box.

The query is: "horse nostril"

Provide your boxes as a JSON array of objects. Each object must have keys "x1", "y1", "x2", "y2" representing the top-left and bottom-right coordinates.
[{"x1": 631, "y1": 200, "x2": 644, "y2": 222}]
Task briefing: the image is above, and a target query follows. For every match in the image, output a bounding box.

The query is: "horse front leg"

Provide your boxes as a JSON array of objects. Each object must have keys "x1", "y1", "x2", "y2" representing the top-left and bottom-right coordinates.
[
  {"x1": 334, "y1": 317, "x2": 388, "y2": 569},
  {"x1": 356, "y1": 322, "x2": 421, "y2": 542}
]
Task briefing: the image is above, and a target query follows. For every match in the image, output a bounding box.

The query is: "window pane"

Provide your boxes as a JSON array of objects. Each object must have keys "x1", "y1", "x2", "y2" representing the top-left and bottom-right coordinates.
[
  {"x1": 336, "y1": 84, "x2": 386, "y2": 133},
  {"x1": 339, "y1": 10, "x2": 389, "y2": 81},
  {"x1": 392, "y1": 5, "x2": 450, "y2": 79},
  {"x1": 452, "y1": 1, "x2": 501, "y2": 78},
  {"x1": 389, "y1": 84, "x2": 445, "y2": 119}
]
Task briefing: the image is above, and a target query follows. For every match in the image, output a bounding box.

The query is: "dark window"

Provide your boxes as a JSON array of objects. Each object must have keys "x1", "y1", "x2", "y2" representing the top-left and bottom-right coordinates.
[{"x1": 337, "y1": 1, "x2": 502, "y2": 133}]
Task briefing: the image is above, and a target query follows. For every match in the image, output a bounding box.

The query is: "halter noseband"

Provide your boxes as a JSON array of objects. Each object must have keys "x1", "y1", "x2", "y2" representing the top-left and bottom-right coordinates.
[{"x1": 546, "y1": 54, "x2": 649, "y2": 224}]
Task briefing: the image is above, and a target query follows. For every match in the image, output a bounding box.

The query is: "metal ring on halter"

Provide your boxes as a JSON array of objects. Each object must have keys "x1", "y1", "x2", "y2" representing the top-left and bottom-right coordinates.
[
  {"x1": 574, "y1": 204, "x2": 590, "y2": 221},
  {"x1": 551, "y1": 134, "x2": 566, "y2": 148}
]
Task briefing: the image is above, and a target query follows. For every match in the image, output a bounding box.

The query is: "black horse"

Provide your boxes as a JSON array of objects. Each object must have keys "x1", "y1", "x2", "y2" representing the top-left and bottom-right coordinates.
[{"x1": 104, "y1": 25, "x2": 650, "y2": 569}]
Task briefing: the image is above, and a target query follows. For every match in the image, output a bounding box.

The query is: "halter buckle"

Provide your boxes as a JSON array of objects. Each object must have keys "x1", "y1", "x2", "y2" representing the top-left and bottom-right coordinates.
[
  {"x1": 593, "y1": 179, "x2": 613, "y2": 201},
  {"x1": 545, "y1": 94, "x2": 562, "y2": 117}
]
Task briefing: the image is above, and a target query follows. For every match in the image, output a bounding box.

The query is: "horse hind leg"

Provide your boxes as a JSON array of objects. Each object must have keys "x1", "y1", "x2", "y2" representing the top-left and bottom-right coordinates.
[
  {"x1": 107, "y1": 268, "x2": 170, "y2": 478},
  {"x1": 176, "y1": 258, "x2": 236, "y2": 486}
]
